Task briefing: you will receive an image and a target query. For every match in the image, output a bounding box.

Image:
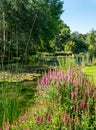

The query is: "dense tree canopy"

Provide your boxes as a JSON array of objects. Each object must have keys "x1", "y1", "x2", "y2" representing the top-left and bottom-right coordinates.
[
  {"x1": 0, "y1": 0, "x2": 96, "y2": 62},
  {"x1": 0, "y1": 0, "x2": 64, "y2": 58}
]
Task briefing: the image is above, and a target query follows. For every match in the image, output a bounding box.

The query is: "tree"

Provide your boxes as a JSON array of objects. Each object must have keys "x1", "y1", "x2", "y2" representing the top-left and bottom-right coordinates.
[
  {"x1": 71, "y1": 32, "x2": 88, "y2": 54},
  {"x1": 85, "y1": 29, "x2": 96, "y2": 57},
  {"x1": 54, "y1": 22, "x2": 70, "y2": 51},
  {"x1": 0, "y1": 0, "x2": 64, "y2": 61}
]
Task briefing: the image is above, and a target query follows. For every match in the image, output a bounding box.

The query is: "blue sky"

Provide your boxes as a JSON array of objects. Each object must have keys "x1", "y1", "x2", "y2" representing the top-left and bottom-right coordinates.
[{"x1": 61, "y1": 0, "x2": 96, "y2": 34}]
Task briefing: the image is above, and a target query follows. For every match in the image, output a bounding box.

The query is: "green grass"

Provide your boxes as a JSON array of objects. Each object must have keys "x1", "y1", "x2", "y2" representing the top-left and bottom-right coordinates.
[
  {"x1": 0, "y1": 80, "x2": 37, "y2": 126},
  {"x1": 82, "y1": 65, "x2": 96, "y2": 84}
]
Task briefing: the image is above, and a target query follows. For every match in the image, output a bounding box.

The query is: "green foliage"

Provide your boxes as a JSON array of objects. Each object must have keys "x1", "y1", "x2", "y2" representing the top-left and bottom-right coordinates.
[
  {"x1": 29, "y1": 54, "x2": 40, "y2": 65},
  {"x1": 85, "y1": 29, "x2": 96, "y2": 57},
  {"x1": 71, "y1": 32, "x2": 88, "y2": 54},
  {"x1": 0, "y1": 0, "x2": 64, "y2": 59},
  {"x1": 9, "y1": 67, "x2": 96, "y2": 130},
  {"x1": 57, "y1": 55, "x2": 75, "y2": 70}
]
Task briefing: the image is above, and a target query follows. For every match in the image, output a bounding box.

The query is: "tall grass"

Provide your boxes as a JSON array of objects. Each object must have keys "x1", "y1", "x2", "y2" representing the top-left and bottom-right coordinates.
[
  {"x1": 0, "y1": 58, "x2": 20, "y2": 128},
  {"x1": 57, "y1": 56, "x2": 75, "y2": 70},
  {"x1": 0, "y1": 35, "x2": 22, "y2": 128}
]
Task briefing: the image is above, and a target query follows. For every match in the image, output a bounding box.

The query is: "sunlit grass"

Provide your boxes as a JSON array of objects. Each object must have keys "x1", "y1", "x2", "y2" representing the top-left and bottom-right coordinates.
[{"x1": 82, "y1": 65, "x2": 96, "y2": 84}]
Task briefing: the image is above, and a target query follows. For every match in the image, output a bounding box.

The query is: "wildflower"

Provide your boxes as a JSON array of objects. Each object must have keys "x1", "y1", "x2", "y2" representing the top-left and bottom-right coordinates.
[
  {"x1": 39, "y1": 117, "x2": 44, "y2": 124},
  {"x1": 63, "y1": 114, "x2": 67, "y2": 121},
  {"x1": 80, "y1": 98, "x2": 86, "y2": 109},
  {"x1": 37, "y1": 79, "x2": 40, "y2": 85},
  {"x1": 56, "y1": 80, "x2": 60, "y2": 87},
  {"x1": 44, "y1": 90, "x2": 46, "y2": 96},
  {"x1": 60, "y1": 113, "x2": 67, "y2": 122},
  {"x1": 37, "y1": 84, "x2": 42, "y2": 90},
  {"x1": 21, "y1": 115, "x2": 27, "y2": 122},
  {"x1": 74, "y1": 103, "x2": 78, "y2": 113},
  {"x1": 93, "y1": 91, "x2": 96, "y2": 98},
  {"x1": 71, "y1": 91, "x2": 78, "y2": 99},
  {"x1": 54, "y1": 98, "x2": 57, "y2": 106},
  {"x1": 67, "y1": 76, "x2": 72, "y2": 82},
  {"x1": 49, "y1": 76, "x2": 52, "y2": 81},
  {"x1": 84, "y1": 89, "x2": 90, "y2": 95},
  {"x1": 49, "y1": 67, "x2": 52, "y2": 74},
  {"x1": 68, "y1": 67, "x2": 73, "y2": 76},
  {"x1": 4, "y1": 122, "x2": 10, "y2": 130},
  {"x1": 68, "y1": 117, "x2": 73, "y2": 130},
  {"x1": 30, "y1": 120, "x2": 32, "y2": 124},
  {"x1": 33, "y1": 113, "x2": 37, "y2": 118},
  {"x1": 59, "y1": 95, "x2": 62, "y2": 100},
  {"x1": 46, "y1": 112, "x2": 51, "y2": 122},
  {"x1": 73, "y1": 80, "x2": 77, "y2": 87},
  {"x1": 36, "y1": 117, "x2": 39, "y2": 125}
]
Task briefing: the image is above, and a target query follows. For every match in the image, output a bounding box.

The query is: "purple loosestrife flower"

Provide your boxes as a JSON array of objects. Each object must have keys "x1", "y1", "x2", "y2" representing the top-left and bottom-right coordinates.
[
  {"x1": 36, "y1": 117, "x2": 39, "y2": 125},
  {"x1": 74, "y1": 103, "x2": 78, "y2": 113},
  {"x1": 54, "y1": 98, "x2": 57, "y2": 106},
  {"x1": 44, "y1": 90, "x2": 46, "y2": 96},
  {"x1": 37, "y1": 84, "x2": 42, "y2": 90},
  {"x1": 49, "y1": 75, "x2": 52, "y2": 81},
  {"x1": 63, "y1": 114, "x2": 67, "y2": 121},
  {"x1": 67, "y1": 76, "x2": 72, "y2": 82},
  {"x1": 38, "y1": 79, "x2": 40, "y2": 85},
  {"x1": 93, "y1": 91, "x2": 96, "y2": 98},
  {"x1": 33, "y1": 113, "x2": 38, "y2": 118},
  {"x1": 71, "y1": 91, "x2": 78, "y2": 99},
  {"x1": 46, "y1": 112, "x2": 51, "y2": 122},
  {"x1": 4, "y1": 122, "x2": 10, "y2": 130},
  {"x1": 84, "y1": 89, "x2": 90, "y2": 95},
  {"x1": 56, "y1": 80, "x2": 60, "y2": 87},
  {"x1": 60, "y1": 113, "x2": 67, "y2": 122},
  {"x1": 73, "y1": 80, "x2": 78, "y2": 87},
  {"x1": 21, "y1": 115, "x2": 27, "y2": 122},
  {"x1": 63, "y1": 74, "x2": 67, "y2": 81},
  {"x1": 56, "y1": 71, "x2": 61, "y2": 78},
  {"x1": 39, "y1": 117, "x2": 44, "y2": 124},
  {"x1": 68, "y1": 67, "x2": 73, "y2": 75},
  {"x1": 68, "y1": 117, "x2": 73, "y2": 130},
  {"x1": 80, "y1": 98, "x2": 86, "y2": 109},
  {"x1": 49, "y1": 66, "x2": 52, "y2": 74}
]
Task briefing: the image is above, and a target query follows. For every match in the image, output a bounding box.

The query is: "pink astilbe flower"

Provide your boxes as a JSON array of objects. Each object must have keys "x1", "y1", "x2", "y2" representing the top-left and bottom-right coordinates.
[{"x1": 80, "y1": 98, "x2": 86, "y2": 109}]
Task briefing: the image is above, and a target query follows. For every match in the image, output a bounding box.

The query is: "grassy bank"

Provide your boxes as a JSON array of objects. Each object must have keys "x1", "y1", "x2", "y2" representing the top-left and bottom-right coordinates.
[{"x1": 82, "y1": 66, "x2": 96, "y2": 84}]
